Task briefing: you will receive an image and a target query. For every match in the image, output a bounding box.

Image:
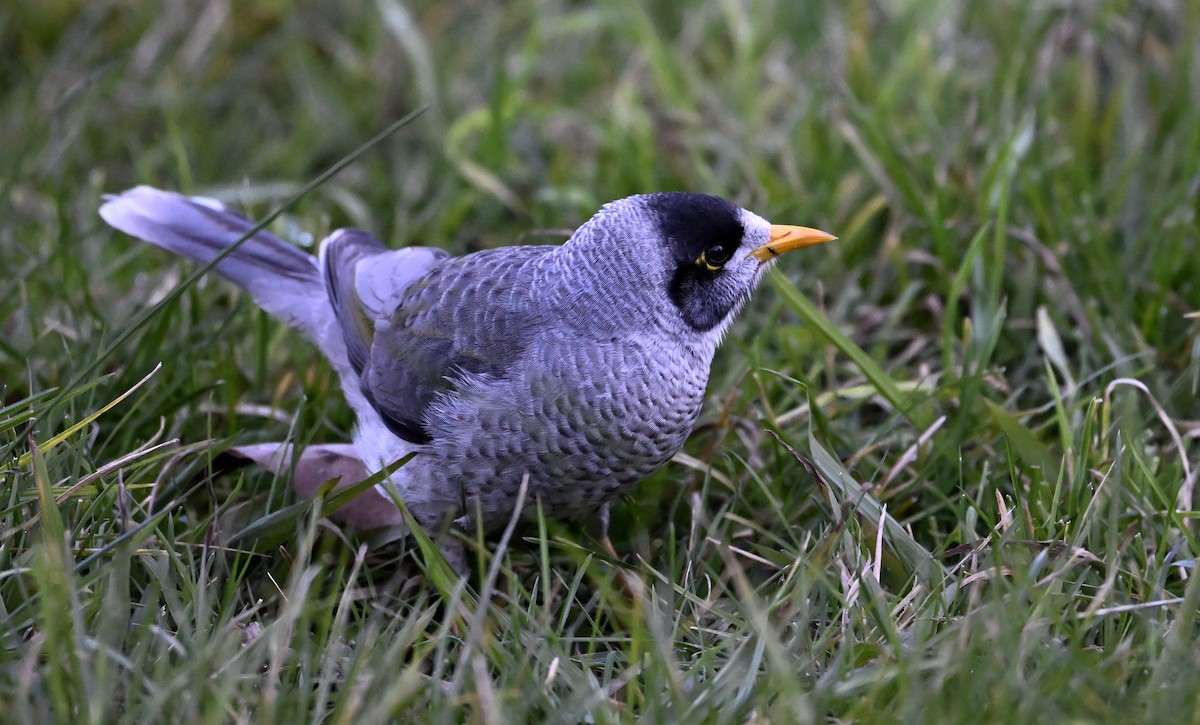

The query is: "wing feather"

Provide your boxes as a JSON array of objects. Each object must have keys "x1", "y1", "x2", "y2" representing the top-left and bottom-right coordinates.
[{"x1": 362, "y1": 245, "x2": 554, "y2": 444}]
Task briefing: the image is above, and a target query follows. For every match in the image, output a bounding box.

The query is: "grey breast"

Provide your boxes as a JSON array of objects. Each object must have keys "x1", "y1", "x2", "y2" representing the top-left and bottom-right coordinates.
[{"x1": 421, "y1": 329, "x2": 713, "y2": 528}]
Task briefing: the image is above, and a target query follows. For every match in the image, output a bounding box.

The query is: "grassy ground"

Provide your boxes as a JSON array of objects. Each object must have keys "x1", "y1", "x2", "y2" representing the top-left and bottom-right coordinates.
[{"x1": 3, "y1": 0, "x2": 1200, "y2": 721}]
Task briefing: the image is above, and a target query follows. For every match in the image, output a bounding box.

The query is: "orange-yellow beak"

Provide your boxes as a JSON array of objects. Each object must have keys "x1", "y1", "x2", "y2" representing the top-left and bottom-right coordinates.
[{"x1": 750, "y1": 225, "x2": 837, "y2": 262}]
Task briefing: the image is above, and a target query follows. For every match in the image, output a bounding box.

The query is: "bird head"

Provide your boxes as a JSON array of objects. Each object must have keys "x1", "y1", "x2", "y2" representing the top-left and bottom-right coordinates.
[{"x1": 561, "y1": 192, "x2": 836, "y2": 340}]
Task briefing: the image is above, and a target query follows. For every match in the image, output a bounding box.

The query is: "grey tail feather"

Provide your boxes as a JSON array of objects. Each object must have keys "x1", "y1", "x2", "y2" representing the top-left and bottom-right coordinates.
[
  {"x1": 99, "y1": 186, "x2": 331, "y2": 342},
  {"x1": 319, "y1": 228, "x2": 389, "y2": 375}
]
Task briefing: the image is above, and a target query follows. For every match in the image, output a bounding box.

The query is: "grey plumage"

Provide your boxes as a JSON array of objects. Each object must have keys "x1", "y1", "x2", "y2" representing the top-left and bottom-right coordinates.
[{"x1": 100, "y1": 185, "x2": 833, "y2": 543}]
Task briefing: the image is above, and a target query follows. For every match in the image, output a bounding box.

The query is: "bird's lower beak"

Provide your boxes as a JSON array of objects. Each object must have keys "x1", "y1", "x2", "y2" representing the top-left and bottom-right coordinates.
[{"x1": 750, "y1": 225, "x2": 837, "y2": 262}]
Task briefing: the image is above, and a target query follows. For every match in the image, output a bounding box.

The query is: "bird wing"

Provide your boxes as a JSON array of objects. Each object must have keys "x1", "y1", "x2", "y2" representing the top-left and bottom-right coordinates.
[
  {"x1": 320, "y1": 229, "x2": 450, "y2": 375},
  {"x1": 359, "y1": 245, "x2": 555, "y2": 444}
]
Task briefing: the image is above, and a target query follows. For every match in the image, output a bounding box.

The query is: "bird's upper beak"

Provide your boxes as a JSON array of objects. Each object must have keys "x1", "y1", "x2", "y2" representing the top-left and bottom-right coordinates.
[{"x1": 750, "y1": 225, "x2": 837, "y2": 262}]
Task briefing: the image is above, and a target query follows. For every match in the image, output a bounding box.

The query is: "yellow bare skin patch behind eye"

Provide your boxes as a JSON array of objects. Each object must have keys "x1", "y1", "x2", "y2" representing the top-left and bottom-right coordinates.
[{"x1": 696, "y1": 253, "x2": 722, "y2": 272}]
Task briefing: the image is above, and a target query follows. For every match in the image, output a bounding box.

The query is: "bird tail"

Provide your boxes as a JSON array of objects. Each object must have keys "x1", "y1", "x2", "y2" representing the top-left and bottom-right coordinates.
[
  {"x1": 100, "y1": 185, "x2": 424, "y2": 505},
  {"x1": 99, "y1": 186, "x2": 347, "y2": 363}
]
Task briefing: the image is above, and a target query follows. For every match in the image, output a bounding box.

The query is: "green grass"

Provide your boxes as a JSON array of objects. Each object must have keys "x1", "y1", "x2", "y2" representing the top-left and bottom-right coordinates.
[{"x1": 4, "y1": 0, "x2": 1200, "y2": 720}]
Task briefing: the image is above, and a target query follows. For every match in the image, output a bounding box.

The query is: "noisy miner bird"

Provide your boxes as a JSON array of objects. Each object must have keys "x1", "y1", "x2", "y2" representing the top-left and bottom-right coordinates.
[{"x1": 100, "y1": 187, "x2": 835, "y2": 564}]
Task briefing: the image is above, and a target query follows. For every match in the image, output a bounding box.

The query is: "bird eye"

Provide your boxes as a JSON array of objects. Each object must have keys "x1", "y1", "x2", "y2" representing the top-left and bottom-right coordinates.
[{"x1": 697, "y1": 243, "x2": 733, "y2": 271}]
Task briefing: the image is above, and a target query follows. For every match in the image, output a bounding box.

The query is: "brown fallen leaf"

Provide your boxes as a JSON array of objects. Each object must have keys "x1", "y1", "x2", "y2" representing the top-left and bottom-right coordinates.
[{"x1": 227, "y1": 443, "x2": 404, "y2": 530}]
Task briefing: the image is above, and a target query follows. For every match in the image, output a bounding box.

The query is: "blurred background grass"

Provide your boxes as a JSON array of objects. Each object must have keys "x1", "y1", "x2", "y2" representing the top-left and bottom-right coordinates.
[{"x1": 3, "y1": 0, "x2": 1200, "y2": 721}]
